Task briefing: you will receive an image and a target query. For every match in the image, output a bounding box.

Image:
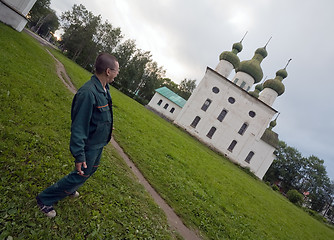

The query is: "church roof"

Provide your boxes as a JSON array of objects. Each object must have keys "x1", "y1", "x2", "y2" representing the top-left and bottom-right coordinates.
[
  {"x1": 155, "y1": 87, "x2": 187, "y2": 108},
  {"x1": 219, "y1": 42, "x2": 242, "y2": 68},
  {"x1": 236, "y1": 46, "x2": 267, "y2": 83},
  {"x1": 260, "y1": 128, "x2": 279, "y2": 148}
]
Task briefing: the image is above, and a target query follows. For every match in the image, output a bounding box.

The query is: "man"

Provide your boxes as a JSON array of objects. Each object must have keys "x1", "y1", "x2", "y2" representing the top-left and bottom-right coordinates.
[{"x1": 36, "y1": 53, "x2": 119, "y2": 217}]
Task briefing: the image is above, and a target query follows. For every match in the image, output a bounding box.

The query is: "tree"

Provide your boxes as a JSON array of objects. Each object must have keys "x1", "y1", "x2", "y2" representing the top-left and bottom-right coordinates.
[
  {"x1": 60, "y1": 4, "x2": 101, "y2": 68},
  {"x1": 264, "y1": 141, "x2": 333, "y2": 213},
  {"x1": 264, "y1": 141, "x2": 305, "y2": 192},
  {"x1": 160, "y1": 78, "x2": 179, "y2": 94},
  {"x1": 96, "y1": 20, "x2": 122, "y2": 54},
  {"x1": 302, "y1": 156, "x2": 331, "y2": 212},
  {"x1": 35, "y1": 10, "x2": 59, "y2": 38},
  {"x1": 136, "y1": 61, "x2": 166, "y2": 101},
  {"x1": 113, "y1": 40, "x2": 148, "y2": 92},
  {"x1": 178, "y1": 78, "x2": 196, "y2": 99},
  {"x1": 28, "y1": 0, "x2": 51, "y2": 28},
  {"x1": 325, "y1": 183, "x2": 334, "y2": 221},
  {"x1": 28, "y1": 0, "x2": 59, "y2": 38},
  {"x1": 113, "y1": 40, "x2": 166, "y2": 103}
]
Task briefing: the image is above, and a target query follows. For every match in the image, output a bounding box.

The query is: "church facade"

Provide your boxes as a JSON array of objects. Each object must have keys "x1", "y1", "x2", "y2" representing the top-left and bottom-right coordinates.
[{"x1": 148, "y1": 40, "x2": 289, "y2": 179}]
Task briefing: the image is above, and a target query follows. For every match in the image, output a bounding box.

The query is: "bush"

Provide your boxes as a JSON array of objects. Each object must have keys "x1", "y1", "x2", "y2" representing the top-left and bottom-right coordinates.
[
  {"x1": 133, "y1": 95, "x2": 149, "y2": 105},
  {"x1": 287, "y1": 189, "x2": 304, "y2": 206},
  {"x1": 272, "y1": 184, "x2": 279, "y2": 191}
]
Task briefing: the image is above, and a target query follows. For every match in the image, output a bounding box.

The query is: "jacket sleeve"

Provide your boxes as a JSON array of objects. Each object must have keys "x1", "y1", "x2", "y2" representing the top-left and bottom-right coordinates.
[{"x1": 70, "y1": 90, "x2": 94, "y2": 163}]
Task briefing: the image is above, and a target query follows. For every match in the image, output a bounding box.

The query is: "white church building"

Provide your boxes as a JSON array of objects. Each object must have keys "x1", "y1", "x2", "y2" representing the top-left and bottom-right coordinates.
[
  {"x1": 147, "y1": 40, "x2": 289, "y2": 179},
  {"x1": 0, "y1": 0, "x2": 37, "y2": 32}
]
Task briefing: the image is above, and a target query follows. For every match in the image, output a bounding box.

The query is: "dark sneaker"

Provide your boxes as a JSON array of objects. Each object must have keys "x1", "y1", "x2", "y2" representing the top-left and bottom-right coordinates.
[
  {"x1": 69, "y1": 191, "x2": 79, "y2": 198},
  {"x1": 36, "y1": 196, "x2": 56, "y2": 218}
]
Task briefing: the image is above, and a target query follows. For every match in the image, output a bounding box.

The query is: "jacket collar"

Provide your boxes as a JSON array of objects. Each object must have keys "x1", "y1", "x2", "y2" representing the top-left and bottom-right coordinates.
[{"x1": 92, "y1": 75, "x2": 109, "y2": 93}]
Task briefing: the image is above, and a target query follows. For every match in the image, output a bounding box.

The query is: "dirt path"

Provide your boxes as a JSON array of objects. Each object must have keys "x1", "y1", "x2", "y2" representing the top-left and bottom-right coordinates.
[
  {"x1": 42, "y1": 46, "x2": 201, "y2": 239},
  {"x1": 111, "y1": 139, "x2": 201, "y2": 240}
]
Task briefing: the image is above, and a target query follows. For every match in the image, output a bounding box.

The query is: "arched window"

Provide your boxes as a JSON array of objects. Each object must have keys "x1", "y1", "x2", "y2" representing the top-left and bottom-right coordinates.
[
  {"x1": 157, "y1": 99, "x2": 163, "y2": 105},
  {"x1": 170, "y1": 107, "x2": 175, "y2": 113},
  {"x1": 240, "y1": 81, "x2": 246, "y2": 89},
  {"x1": 217, "y1": 109, "x2": 228, "y2": 122},
  {"x1": 228, "y1": 140, "x2": 237, "y2": 152},
  {"x1": 245, "y1": 151, "x2": 254, "y2": 163},
  {"x1": 190, "y1": 116, "x2": 201, "y2": 128},
  {"x1": 163, "y1": 103, "x2": 169, "y2": 109},
  {"x1": 201, "y1": 99, "x2": 212, "y2": 111},
  {"x1": 233, "y1": 78, "x2": 239, "y2": 84},
  {"x1": 206, "y1": 127, "x2": 216, "y2": 139},
  {"x1": 238, "y1": 123, "x2": 248, "y2": 135}
]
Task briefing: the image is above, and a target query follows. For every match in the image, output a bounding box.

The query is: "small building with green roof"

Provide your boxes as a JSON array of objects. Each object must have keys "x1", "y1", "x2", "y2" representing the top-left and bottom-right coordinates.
[{"x1": 147, "y1": 87, "x2": 187, "y2": 121}]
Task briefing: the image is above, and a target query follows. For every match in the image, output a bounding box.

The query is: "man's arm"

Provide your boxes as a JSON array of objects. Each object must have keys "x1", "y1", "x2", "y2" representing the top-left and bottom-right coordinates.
[{"x1": 70, "y1": 90, "x2": 94, "y2": 166}]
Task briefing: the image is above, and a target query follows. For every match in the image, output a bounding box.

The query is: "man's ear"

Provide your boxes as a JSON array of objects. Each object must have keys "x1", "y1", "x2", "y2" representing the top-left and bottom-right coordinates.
[{"x1": 106, "y1": 68, "x2": 111, "y2": 76}]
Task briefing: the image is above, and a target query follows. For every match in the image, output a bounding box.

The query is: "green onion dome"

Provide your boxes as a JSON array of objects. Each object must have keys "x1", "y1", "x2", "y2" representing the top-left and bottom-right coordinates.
[
  {"x1": 276, "y1": 68, "x2": 288, "y2": 79},
  {"x1": 236, "y1": 46, "x2": 268, "y2": 83},
  {"x1": 255, "y1": 83, "x2": 264, "y2": 92},
  {"x1": 249, "y1": 90, "x2": 259, "y2": 98},
  {"x1": 261, "y1": 113, "x2": 280, "y2": 148},
  {"x1": 249, "y1": 83, "x2": 263, "y2": 98},
  {"x1": 269, "y1": 119, "x2": 277, "y2": 129},
  {"x1": 263, "y1": 68, "x2": 288, "y2": 96},
  {"x1": 219, "y1": 42, "x2": 243, "y2": 69},
  {"x1": 232, "y1": 42, "x2": 243, "y2": 53}
]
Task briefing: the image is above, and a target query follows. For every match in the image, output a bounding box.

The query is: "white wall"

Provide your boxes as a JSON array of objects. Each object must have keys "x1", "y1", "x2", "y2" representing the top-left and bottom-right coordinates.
[
  {"x1": 231, "y1": 71, "x2": 254, "y2": 91},
  {"x1": 148, "y1": 93, "x2": 182, "y2": 121},
  {"x1": 215, "y1": 59, "x2": 234, "y2": 78},
  {"x1": 0, "y1": 0, "x2": 37, "y2": 32},
  {"x1": 237, "y1": 138, "x2": 276, "y2": 179},
  {"x1": 5, "y1": 0, "x2": 37, "y2": 15},
  {"x1": 258, "y1": 88, "x2": 278, "y2": 106}
]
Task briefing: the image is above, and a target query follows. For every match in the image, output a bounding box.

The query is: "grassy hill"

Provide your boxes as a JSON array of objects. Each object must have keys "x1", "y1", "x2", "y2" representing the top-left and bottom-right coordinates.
[
  {"x1": 0, "y1": 23, "x2": 173, "y2": 239},
  {"x1": 1, "y1": 22, "x2": 334, "y2": 239}
]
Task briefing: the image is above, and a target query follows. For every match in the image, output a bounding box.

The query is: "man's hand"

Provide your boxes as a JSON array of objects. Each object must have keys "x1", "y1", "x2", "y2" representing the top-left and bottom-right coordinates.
[{"x1": 75, "y1": 162, "x2": 87, "y2": 176}]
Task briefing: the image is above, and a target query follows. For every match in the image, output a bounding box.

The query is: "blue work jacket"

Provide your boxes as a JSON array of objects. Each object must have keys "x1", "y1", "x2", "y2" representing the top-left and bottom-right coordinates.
[{"x1": 70, "y1": 75, "x2": 113, "y2": 163}]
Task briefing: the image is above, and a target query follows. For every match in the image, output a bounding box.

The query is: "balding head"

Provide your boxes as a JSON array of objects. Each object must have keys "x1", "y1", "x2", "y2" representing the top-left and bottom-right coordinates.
[{"x1": 94, "y1": 53, "x2": 118, "y2": 74}]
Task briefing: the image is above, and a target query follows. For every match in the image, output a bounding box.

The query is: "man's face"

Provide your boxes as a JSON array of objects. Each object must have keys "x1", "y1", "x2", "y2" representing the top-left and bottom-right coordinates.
[{"x1": 107, "y1": 62, "x2": 119, "y2": 84}]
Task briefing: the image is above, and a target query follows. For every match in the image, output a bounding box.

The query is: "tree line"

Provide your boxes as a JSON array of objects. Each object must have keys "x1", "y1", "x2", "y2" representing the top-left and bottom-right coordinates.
[
  {"x1": 28, "y1": 1, "x2": 196, "y2": 104},
  {"x1": 28, "y1": 1, "x2": 333, "y2": 223},
  {"x1": 264, "y1": 141, "x2": 334, "y2": 222}
]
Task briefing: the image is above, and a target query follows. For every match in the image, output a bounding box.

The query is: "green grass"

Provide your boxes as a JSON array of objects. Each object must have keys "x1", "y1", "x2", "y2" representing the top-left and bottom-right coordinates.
[
  {"x1": 49, "y1": 48, "x2": 92, "y2": 89},
  {"x1": 0, "y1": 23, "x2": 173, "y2": 239},
  {"x1": 1, "y1": 22, "x2": 334, "y2": 240},
  {"x1": 108, "y1": 90, "x2": 334, "y2": 239}
]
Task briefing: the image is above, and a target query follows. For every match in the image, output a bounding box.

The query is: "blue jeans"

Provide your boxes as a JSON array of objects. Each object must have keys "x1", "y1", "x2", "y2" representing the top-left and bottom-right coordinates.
[{"x1": 38, "y1": 147, "x2": 103, "y2": 206}]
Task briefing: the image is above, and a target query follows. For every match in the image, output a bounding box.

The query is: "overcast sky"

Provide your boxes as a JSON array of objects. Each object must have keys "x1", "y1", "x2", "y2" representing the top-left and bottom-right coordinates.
[{"x1": 50, "y1": 0, "x2": 334, "y2": 181}]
